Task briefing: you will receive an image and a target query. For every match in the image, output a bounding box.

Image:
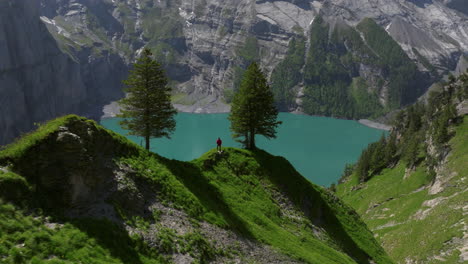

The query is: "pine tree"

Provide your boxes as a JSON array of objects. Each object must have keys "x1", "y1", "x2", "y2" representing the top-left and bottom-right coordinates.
[
  {"x1": 384, "y1": 131, "x2": 397, "y2": 165},
  {"x1": 118, "y1": 48, "x2": 177, "y2": 151},
  {"x1": 228, "y1": 62, "x2": 282, "y2": 150},
  {"x1": 356, "y1": 149, "x2": 371, "y2": 182},
  {"x1": 370, "y1": 134, "x2": 387, "y2": 173}
]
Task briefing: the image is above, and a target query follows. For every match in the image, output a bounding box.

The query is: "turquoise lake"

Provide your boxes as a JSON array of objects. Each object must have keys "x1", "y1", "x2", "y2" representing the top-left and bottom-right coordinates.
[{"x1": 101, "y1": 113, "x2": 385, "y2": 186}]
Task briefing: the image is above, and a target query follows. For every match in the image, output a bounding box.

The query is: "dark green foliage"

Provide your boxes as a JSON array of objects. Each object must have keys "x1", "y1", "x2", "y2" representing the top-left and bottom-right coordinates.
[
  {"x1": 142, "y1": 7, "x2": 184, "y2": 41},
  {"x1": 426, "y1": 74, "x2": 462, "y2": 149},
  {"x1": 118, "y1": 48, "x2": 177, "y2": 150},
  {"x1": 270, "y1": 37, "x2": 306, "y2": 110},
  {"x1": 237, "y1": 36, "x2": 259, "y2": 65},
  {"x1": 226, "y1": 65, "x2": 246, "y2": 102},
  {"x1": 302, "y1": 16, "x2": 355, "y2": 118},
  {"x1": 339, "y1": 164, "x2": 356, "y2": 184},
  {"x1": 355, "y1": 135, "x2": 390, "y2": 182},
  {"x1": 228, "y1": 63, "x2": 282, "y2": 149},
  {"x1": 350, "y1": 78, "x2": 384, "y2": 118},
  {"x1": 301, "y1": 17, "x2": 378, "y2": 118},
  {"x1": 152, "y1": 42, "x2": 178, "y2": 66},
  {"x1": 356, "y1": 149, "x2": 371, "y2": 182},
  {"x1": 384, "y1": 132, "x2": 398, "y2": 165},
  {"x1": 226, "y1": 36, "x2": 260, "y2": 102},
  {"x1": 402, "y1": 131, "x2": 423, "y2": 168},
  {"x1": 352, "y1": 71, "x2": 468, "y2": 182},
  {"x1": 0, "y1": 171, "x2": 30, "y2": 203},
  {"x1": 300, "y1": 16, "x2": 424, "y2": 119},
  {"x1": 140, "y1": 6, "x2": 185, "y2": 70},
  {"x1": 357, "y1": 18, "x2": 424, "y2": 107},
  {"x1": 370, "y1": 135, "x2": 388, "y2": 173},
  {"x1": 432, "y1": 102, "x2": 455, "y2": 146}
]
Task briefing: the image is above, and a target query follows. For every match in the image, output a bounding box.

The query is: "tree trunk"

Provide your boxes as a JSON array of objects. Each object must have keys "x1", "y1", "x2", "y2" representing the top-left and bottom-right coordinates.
[
  {"x1": 243, "y1": 133, "x2": 249, "y2": 149},
  {"x1": 145, "y1": 134, "x2": 150, "y2": 150},
  {"x1": 145, "y1": 112, "x2": 150, "y2": 150},
  {"x1": 249, "y1": 130, "x2": 256, "y2": 150}
]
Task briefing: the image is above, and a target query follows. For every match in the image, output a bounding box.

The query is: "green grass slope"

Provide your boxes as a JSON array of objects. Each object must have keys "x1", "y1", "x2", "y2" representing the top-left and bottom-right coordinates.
[
  {"x1": 336, "y1": 116, "x2": 467, "y2": 263},
  {"x1": 0, "y1": 115, "x2": 392, "y2": 263}
]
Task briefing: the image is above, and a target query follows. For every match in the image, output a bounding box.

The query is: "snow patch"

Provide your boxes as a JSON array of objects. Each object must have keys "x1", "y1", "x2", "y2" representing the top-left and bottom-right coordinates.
[
  {"x1": 65, "y1": 10, "x2": 80, "y2": 17},
  {"x1": 39, "y1": 16, "x2": 71, "y2": 38},
  {"x1": 256, "y1": 14, "x2": 278, "y2": 25},
  {"x1": 309, "y1": 17, "x2": 315, "y2": 26},
  {"x1": 256, "y1": 1, "x2": 315, "y2": 31},
  {"x1": 385, "y1": 22, "x2": 392, "y2": 33}
]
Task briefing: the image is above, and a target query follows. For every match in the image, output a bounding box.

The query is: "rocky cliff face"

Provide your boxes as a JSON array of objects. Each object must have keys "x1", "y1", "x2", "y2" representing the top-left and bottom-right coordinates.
[
  {"x1": 33, "y1": 0, "x2": 468, "y2": 113},
  {"x1": 0, "y1": 0, "x2": 127, "y2": 145},
  {"x1": 0, "y1": 0, "x2": 82, "y2": 144},
  {"x1": 1, "y1": 0, "x2": 467, "y2": 144}
]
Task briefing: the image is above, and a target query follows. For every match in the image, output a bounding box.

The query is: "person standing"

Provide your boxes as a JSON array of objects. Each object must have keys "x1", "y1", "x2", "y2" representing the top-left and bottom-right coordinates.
[{"x1": 216, "y1": 137, "x2": 222, "y2": 152}]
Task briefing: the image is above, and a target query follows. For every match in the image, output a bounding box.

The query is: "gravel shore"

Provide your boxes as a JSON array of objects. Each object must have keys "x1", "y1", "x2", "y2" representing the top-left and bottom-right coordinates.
[{"x1": 358, "y1": 119, "x2": 392, "y2": 131}]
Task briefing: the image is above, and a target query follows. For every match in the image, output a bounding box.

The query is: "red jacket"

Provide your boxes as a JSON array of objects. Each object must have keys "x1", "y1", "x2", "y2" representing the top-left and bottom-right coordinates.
[{"x1": 216, "y1": 139, "x2": 222, "y2": 146}]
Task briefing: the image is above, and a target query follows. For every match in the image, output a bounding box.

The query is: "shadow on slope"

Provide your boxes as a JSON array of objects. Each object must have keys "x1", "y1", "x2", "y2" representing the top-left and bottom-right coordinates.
[
  {"x1": 251, "y1": 149, "x2": 390, "y2": 264},
  {"x1": 162, "y1": 156, "x2": 254, "y2": 239},
  {"x1": 70, "y1": 219, "x2": 146, "y2": 264},
  {"x1": 0, "y1": 115, "x2": 154, "y2": 264}
]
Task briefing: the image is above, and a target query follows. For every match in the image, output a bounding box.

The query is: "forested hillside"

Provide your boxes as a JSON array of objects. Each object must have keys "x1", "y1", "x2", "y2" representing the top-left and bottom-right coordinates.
[
  {"x1": 336, "y1": 72, "x2": 468, "y2": 263},
  {"x1": 270, "y1": 16, "x2": 428, "y2": 119}
]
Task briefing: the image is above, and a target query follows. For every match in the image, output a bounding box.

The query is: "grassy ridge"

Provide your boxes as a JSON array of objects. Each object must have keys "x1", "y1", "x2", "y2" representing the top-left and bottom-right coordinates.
[
  {"x1": 0, "y1": 115, "x2": 141, "y2": 164},
  {"x1": 0, "y1": 115, "x2": 392, "y2": 263},
  {"x1": 120, "y1": 147, "x2": 392, "y2": 263}
]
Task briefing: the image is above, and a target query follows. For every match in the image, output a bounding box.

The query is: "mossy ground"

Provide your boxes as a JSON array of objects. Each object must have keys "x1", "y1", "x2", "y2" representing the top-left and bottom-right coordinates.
[
  {"x1": 336, "y1": 116, "x2": 467, "y2": 263},
  {"x1": 0, "y1": 115, "x2": 392, "y2": 263}
]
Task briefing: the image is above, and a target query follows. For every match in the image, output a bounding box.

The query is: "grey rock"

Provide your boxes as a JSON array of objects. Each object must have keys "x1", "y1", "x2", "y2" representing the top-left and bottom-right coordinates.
[
  {"x1": 0, "y1": 0, "x2": 127, "y2": 145},
  {"x1": 1, "y1": 0, "x2": 467, "y2": 144}
]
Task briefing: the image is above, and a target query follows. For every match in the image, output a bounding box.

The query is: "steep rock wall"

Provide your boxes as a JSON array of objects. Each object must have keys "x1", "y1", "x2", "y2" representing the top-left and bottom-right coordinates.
[{"x1": 0, "y1": 0, "x2": 127, "y2": 145}]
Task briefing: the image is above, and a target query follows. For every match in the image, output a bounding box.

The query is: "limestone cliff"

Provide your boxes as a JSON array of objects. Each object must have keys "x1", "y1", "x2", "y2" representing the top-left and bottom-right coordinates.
[
  {"x1": 35, "y1": 0, "x2": 468, "y2": 114},
  {"x1": 0, "y1": 0, "x2": 127, "y2": 145}
]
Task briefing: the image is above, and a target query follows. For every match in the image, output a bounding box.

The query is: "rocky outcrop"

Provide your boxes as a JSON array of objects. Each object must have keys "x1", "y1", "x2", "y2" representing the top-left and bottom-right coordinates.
[{"x1": 1, "y1": 116, "x2": 137, "y2": 211}]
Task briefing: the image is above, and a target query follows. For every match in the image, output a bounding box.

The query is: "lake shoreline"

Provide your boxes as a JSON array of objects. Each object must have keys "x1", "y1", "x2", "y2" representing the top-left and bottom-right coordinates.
[
  {"x1": 101, "y1": 102, "x2": 392, "y2": 131},
  {"x1": 102, "y1": 112, "x2": 385, "y2": 187},
  {"x1": 290, "y1": 110, "x2": 392, "y2": 131}
]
